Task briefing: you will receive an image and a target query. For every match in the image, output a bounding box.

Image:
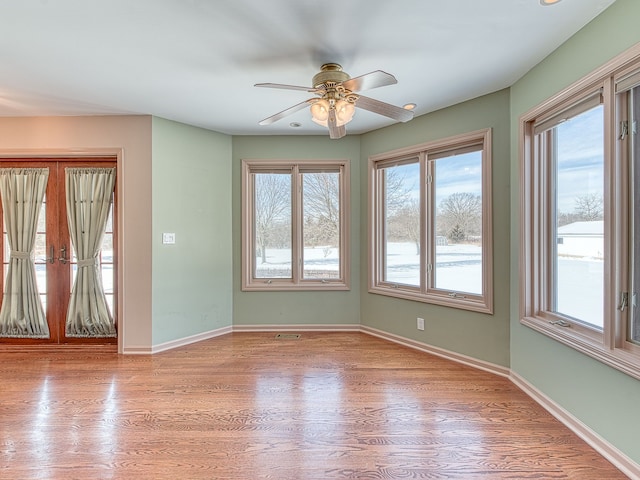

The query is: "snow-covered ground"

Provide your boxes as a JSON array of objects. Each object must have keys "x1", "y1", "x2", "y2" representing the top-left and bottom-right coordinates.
[
  {"x1": 557, "y1": 256, "x2": 603, "y2": 328},
  {"x1": 384, "y1": 242, "x2": 483, "y2": 294},
  {"x1": 256, "y1": 246, "x2": 340, "y2": 279},
  {"x1": 256, "y1": 241, "x2": 604, "y2": 328}
]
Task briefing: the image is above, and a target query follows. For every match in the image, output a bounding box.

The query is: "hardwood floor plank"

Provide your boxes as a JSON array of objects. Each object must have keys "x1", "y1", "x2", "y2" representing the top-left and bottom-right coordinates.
[{"x1": 0, "y1": 332, "x2": 628, "y2": 479}]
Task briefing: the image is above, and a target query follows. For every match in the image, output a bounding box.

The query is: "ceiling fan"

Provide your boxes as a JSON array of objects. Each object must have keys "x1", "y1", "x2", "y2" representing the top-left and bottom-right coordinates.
[{"x1": 255, "y1": 63, "x2": 414, "y2": 139}]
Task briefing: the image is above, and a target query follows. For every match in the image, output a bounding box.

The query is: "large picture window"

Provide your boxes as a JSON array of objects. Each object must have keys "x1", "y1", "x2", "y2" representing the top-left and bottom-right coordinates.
[
  {"x1": 520, "y1": 44, "x2": 640, "y2": 379},
  {"x1": 241, "y1": 159, "x2": 349, "y2": 291},
  {"x1": 369, "y1": 129, "x2": 493, "y2": 313}
]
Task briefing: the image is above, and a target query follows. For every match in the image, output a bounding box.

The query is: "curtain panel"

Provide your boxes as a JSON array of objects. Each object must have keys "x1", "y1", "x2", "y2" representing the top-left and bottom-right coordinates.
[
  {"x1": 0, "y1": 168, "x2": 49, "y2": 338},
  {"x1": 65, "y1": 167, "x2": 116, "y2": 337}
]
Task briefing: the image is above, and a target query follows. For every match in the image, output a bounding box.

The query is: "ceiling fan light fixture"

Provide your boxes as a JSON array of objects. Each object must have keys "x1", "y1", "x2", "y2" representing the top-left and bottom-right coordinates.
[
  {"x1": 311, "y1": 99, "x2": 355, "y2": 127},
  {"x1": 310, "y1": 99, "x2": 330, "y2": 126},
  {"x1": 335, "y1": 100, "x2": 355, "y2": 126},
  {"x1": 540, "y1": 0, "x2": 562, "y2": 5}
]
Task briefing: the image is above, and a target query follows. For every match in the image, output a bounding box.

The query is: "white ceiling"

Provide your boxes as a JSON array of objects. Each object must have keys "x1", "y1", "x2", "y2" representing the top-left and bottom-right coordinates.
[{"x1": 0, "y1": 0, "x2": 616, "y2": 137}]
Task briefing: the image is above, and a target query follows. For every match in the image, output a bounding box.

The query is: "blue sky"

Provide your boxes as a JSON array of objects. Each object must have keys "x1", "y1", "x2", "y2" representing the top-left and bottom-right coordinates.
[
  {"x1": 392, "y1": 104, "x2": 604, "y2": 215},
  {"x1": 393, "y1": 151, "x2": 482, "y2": 208},
  {"x1": 434, "y1": 152, "x2": 482, "y2": 205},
  {"x1": 556, "y1": 105, "x2": 604, "y2": 212}
]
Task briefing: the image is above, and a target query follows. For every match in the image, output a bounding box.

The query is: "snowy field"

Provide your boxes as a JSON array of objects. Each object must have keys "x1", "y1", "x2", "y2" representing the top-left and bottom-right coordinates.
[
  {"x1": 557, "y1": 256, "x2": 603, "y2": 328},
  {"x1": 257, "y1": 242, "x2": 483, "y2": 293},
  {"x1": 384, "y1": 242, "x2": 483, "y2": 294},
  {"x1": 257, "y1": 241, "x2": 604, "y2": 328},
  {"x1": 256, "y1": 246, "x2": 340, "y2": 279}
]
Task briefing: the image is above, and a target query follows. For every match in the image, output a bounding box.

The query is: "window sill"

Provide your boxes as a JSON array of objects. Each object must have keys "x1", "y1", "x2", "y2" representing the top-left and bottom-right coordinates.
[
  {"x1": 521, "y1": 315, "x2": 640, "y2": 381},
  {"x1": 369, "y1": 284, "x2": 493, "y2": 314},
  {"x1": 242, "y1": 281, "x2": 350, "y2": 292}
]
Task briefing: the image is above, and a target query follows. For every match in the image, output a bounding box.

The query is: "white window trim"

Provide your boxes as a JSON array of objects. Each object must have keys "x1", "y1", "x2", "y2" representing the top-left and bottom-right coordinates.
[
  {"x1": 368, "y1": 129, "x2": 493, "y2": 314},
  {"x1": 241, "y1": 158, "x2": 350, "y2": 291},
  {"x1": 519, "y1": 42, "x2": 640, "y2": 381}
]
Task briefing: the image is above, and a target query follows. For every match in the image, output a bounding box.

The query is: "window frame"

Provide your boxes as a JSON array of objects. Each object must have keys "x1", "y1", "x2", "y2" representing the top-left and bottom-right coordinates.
[
  {"x1": 241, "y1": 158, "x2": 350, "y2": 291},
  {"x1": 519, "y1": 43, "x2": 640, "y2": 380},
  {"x1": 368, "y1": 129, "x2": 493, "y2": 314}
]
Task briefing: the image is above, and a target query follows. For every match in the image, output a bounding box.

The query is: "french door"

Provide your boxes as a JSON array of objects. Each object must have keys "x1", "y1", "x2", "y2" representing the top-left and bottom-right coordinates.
[{"x1": 0, "y1": 158, "x2": 117, "y2": 345}]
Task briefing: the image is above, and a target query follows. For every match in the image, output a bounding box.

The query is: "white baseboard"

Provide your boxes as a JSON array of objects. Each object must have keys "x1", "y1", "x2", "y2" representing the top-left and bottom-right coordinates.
[
  {"x1": 232, "y1": 323, "x2": 361, "y2": 333},
  {"x1": 145, "y1": 325, "x2": 233, "y2": 354},
  {"x1": 511, "y1": 372, "x2": 639, "y2": 480},
  {"x1": 360, "y1": 325, "x2": 511, "y2": 378},
  {"x1": 121, "y1": 345, "x2": 153, "y2": 355}
]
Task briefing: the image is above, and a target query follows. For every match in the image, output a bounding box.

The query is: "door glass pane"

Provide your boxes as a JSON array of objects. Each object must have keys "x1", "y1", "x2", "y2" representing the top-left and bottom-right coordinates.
[
  {"x1": 35, "y1": 200, "x2": 47, "y2": 311},
  {"x1": 101, "y1": 204, "x2": 114, "y2": 316},
  {"x1": 433, "y1": 150, "x2": 483, "y2": 295},
  {"x1": 302, "y1": 171, "x2": 340, "y2": 280},
  {"x1": 552, "y1": 104, "x2": 604, "y2": 328},
  {"x1": 2, "y1": 228, "x2": 7, "y2": 297},
  {"x1": 253, "y1": 173, "x2": 292, "y2": 279},
  {"x1": 382, "y1": 162, "x2": 420, "y2": 286}
]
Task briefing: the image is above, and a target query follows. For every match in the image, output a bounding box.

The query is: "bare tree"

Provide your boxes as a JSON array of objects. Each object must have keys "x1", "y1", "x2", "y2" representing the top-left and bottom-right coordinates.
[
  {"x1": 379, "y1": 167, "x2": 418, "y2": 250},
  {"x1": 255, "y1": 174, "x2": 290, "y2": 264},
  {"x1": 573, "y1": 193, "x2": 603, "y2": 221},
  {"x1": 436, "y1": 192, "x2": 482, "y2": 242},
  {"x1": 302, "y1": 173, "x2": 340, "y2": 248},
  {"x1": 387, "y1": 199, "x2": 421, "y2": 254},
  {"x1": 384, "y1": 168, "x2": 415, "y2": 215}
]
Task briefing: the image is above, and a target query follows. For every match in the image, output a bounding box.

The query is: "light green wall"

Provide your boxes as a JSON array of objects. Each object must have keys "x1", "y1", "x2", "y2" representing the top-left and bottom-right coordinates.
[
  {"x1": 151, "y1": 117, "x2": 233, "y2": 345},
  {"x1": 359, "y1": 89, "x2": 512, "y2": 367},
  {"x1": 232, "y1": 135, "x2": 361, "y2": 326},
  {"x1": 143, "y1": 0, "x2": 639, "y2": 464},
  {"x1": 510, "y1": 0, "x2": 640, "y2": 464}
]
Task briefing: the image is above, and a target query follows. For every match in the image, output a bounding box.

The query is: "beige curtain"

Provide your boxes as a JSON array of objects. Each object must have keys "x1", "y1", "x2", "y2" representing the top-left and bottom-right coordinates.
[
  {"x1": 65, "y1": 167, "x2": 116, "y2": 337},
  {"x1": 0, "y1": 168, "x2": 49, "y2": 338}
]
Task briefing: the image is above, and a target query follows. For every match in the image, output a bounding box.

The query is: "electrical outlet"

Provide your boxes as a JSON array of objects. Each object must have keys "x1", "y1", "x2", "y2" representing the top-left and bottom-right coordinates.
[{"x1": 417, "y1": 317, "x2": 425, "y2": 331}]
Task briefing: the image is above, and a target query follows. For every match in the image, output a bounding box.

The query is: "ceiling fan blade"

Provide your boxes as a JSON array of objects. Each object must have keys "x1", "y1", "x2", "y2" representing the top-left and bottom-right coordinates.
[
  {"x1": 254, "y1": 82, "x2": 318, "y2": 93},
  {"x1": 328, "y1": 109, "x2": 346, "y2": 139},
  {"x1": 341, "y1": 70, "x2": 397, "y2": 92},
  {"x1": 355, "y1": 95, "x2": 414, "y2": 123},
  {"x1": 258, "y1": 99, "x2": 313, "y2": 125}
]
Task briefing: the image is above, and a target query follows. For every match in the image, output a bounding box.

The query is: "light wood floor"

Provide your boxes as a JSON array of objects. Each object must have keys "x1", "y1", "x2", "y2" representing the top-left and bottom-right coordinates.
[{"x1": 0, "y1": 332, "x2": 627, "y2": 479}]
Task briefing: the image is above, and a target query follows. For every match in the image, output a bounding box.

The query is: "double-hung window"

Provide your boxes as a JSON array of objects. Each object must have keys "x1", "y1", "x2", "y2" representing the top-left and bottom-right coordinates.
[
  {"x1": 241, "y1": 159, "x2": 350, "y2": 291},
  {"x1": 369, "y1": 129, "x2": 493, "y2": 313},
  {"x1": 520, "y1": 44, "x2": 640, "y2": 379}
]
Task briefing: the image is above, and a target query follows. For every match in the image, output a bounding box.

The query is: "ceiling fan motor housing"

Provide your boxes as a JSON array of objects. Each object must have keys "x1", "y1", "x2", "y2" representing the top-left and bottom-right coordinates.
[{"x1": 312, "y1": 63, "x2": 350, "y2": 88}]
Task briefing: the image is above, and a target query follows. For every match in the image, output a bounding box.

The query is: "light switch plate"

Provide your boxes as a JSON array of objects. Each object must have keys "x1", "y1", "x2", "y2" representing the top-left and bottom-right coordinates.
[{"x1": 162, "y1": 232, "x2": 176, "y2": 244}]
